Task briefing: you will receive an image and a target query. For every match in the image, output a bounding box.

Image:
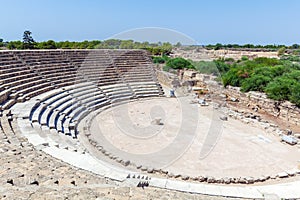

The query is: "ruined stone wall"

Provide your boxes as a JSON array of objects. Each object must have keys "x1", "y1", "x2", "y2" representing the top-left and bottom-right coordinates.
[
  {"x1": 171, "y1": 48, "x2": 278, "y2": 61},
  {"x1": 224, "y1": 86, "x2": 300, "y2": 126},
  {"x1": 157, "y1": 69, "x2": 300, "y2": 127},
  {"x1": 156, "y1": 70, "x2": 176, "y2": 88}
]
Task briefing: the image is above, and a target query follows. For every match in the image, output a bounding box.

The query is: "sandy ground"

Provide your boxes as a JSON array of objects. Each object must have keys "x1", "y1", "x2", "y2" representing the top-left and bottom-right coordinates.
[{"x1": 90, "y1": 97, "x2": 300, "y2": 179}]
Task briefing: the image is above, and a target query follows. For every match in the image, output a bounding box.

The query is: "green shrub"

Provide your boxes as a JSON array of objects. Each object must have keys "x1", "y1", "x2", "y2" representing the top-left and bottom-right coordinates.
[
  {"x1": 241, "y1": 74, "x2": 272, "y2": 92},
  {"x1": 222, "y1": 68, "x2": 244, "y2": 87},
  {"x1": 265, "y1": 77, "x2": 297, "y2": 101},
  {"x1": 153, "y1": 56, "x2": 165, "y2": 64},
  {"x1": 277, "y1": 47, "x2": 286, "y2": 56},
  {"x1": 166, "y1": 57, "x2": 195, "y2": 69},
  {"x1": 253, "y1": 57, "x2": 282, "y2": 66},
  {"x1": 152, "y1": 55, "x2": 170, "y2": 64},
  {"x1": 241, "y1": 56, "x2": 249, "y2": 61},
  {"x1": 219, "y1": 57, "x2": 300, "y2": 107},
  {"x1": 290, "y1": 83, "x2": 300, "y2": 106}
]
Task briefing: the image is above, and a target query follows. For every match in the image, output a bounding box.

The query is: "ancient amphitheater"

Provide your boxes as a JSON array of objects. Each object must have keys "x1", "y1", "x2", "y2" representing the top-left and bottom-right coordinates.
[{"x1": 0, "y1": 50, "x2": 300, "y2": 199}]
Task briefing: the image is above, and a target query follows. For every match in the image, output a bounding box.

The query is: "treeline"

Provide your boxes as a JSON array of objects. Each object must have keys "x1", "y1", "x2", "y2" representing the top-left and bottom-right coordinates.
[
  {"x1": 206, "y1": 43, "x2": 300, "y2": 50},
  {"x1": 0, "y1": 30, "x2": 173, "y2": 55},
  {"x1": 0, "y1": 39, "x2": 173, "y2": 55}
]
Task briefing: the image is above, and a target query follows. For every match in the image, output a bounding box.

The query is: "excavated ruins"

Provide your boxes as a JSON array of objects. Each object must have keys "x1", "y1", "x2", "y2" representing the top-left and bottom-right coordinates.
[{"x1": 0, "y1": 49, "x2": 300, "y2": 199}]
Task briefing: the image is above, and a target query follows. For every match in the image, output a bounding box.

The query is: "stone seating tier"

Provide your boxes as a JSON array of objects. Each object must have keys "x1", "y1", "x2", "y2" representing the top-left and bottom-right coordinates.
[{"x1": 0, "y1": 50, "x2": 164, "y2": 137}]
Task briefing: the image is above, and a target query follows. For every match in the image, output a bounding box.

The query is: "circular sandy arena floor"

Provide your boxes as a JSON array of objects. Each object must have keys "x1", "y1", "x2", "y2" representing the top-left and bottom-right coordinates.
[{"x1": 88, "y1": 97, "x2": 300, "y2": 179}]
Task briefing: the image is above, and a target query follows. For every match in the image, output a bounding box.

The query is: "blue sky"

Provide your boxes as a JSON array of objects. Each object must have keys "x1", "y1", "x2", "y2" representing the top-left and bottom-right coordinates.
[{"x1": 0, "y1": 0, "x2": 299, "y2": 45}]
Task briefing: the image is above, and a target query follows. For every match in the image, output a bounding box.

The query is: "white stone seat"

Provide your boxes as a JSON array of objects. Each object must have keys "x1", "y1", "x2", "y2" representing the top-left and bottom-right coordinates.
[{"x1": 1, "y1": 50, "x2": 163, "y2": 139}]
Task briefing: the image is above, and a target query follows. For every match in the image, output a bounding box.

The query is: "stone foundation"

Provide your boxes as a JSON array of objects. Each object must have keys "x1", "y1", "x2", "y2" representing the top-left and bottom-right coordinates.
[
  {"x1": 223, "y1": 86, "x2": 300, "y2": 127},
  {"x1": 156, "y1": 70, "x2": 176, "y2": 88},
  {"x1": 158, "y1": 69, "x2": 300, "y2": 129}
]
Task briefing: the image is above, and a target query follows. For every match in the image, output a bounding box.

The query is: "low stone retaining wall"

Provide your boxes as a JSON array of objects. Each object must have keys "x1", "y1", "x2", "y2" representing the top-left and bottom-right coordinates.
[
  {"x1": 86, "y1": 133, "x2": 300, "y2": 184},
  {"x1": 130, "y1": 70, "x2": 300, "y2": 184},
  {"x1": 223, "y1": 86, "x2": 300, "y2": 127},
  {"x1": 157, "y1": 69, "x2": 300, "y2": 130},
  {"x1": 82, "y1": 99, "x2": 300, "y2": 185}
]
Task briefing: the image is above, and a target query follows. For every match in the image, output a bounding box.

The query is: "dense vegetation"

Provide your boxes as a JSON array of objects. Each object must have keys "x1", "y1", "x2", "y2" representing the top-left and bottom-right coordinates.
[
  {"x1": 166, "y1": 57, "x2": 194, "y2": 70},
  {"x1": 153, "y1": 56, "x2": 195, "y2": 71},
  {"x1": 156, "y1": 55, "x2": 300, "y2": 107},
  {"x1": 192, "y1": 56, "x2": 299, "y2": 106},
  {"x1": 213, "y1": 57, "x2": 300, "y2": 106},
  {"x1": 190, "y1": 59, "x2": 231, "y2": 76},
  {"x1": 157, "y1": 56, "x2": 231, "y2": 76},
  {"x1": 152, "y1": 55, "x2": 170, "y2": 64}
]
